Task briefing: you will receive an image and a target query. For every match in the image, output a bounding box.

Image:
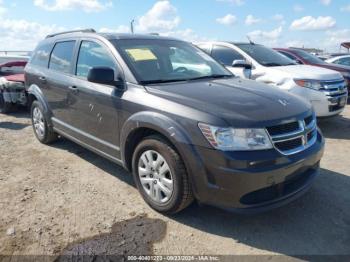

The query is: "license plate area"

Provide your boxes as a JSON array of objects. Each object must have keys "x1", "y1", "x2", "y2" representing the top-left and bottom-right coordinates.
[{"x1": 338, "y1": 96, "x2": 347, "y2": 107}]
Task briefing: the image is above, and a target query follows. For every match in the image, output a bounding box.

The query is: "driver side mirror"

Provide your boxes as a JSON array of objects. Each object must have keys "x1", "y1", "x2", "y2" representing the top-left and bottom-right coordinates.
[
  {"x1": 87, "y1": 67, "x2": 124, "y2": 89},
  {"x1": 232, "y1": 60, "x2": 252, "y2": 70}
]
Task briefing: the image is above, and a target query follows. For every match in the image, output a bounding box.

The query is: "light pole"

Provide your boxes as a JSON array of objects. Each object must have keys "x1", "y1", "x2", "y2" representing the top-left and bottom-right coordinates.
[{"x1": 130, "y1": 19, "x2": 135, "y2": 34}]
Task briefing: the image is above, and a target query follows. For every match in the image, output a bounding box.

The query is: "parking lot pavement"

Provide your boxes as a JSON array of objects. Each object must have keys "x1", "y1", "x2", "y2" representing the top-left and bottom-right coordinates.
[{"x1": 0, "y1": 108, "x2": 349, "y2": 258}]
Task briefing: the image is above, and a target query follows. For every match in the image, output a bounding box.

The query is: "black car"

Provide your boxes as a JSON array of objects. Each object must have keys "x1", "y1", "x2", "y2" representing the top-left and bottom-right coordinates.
[{"x1": 25, "y1": 29, "x2": 324, "y2": 214}]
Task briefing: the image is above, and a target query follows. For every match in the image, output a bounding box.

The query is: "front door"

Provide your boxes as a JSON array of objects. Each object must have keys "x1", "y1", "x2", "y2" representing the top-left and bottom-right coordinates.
[
  {"x1": 69, "y1": 40, "x2": 122, "y2": 158},
  {"x1": 211, "y1": 45, "x2": 250, "y2": 78}
]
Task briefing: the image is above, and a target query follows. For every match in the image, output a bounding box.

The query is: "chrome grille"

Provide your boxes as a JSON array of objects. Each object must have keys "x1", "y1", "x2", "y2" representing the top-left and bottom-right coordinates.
[
  {"x1": 266, "y1": 114, "x2": 317, "y2": 155},
  {"x1": 266, "y1": 121, "x2": 300, "y2": 136},
  {"x1": 320, "y1": 79, "x2": 347, "y2": 97}
]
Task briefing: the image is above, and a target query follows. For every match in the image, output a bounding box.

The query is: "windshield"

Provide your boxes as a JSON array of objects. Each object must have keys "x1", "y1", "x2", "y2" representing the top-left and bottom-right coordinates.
[
  {"x1": 236, "y1": 44, "x2": 297, "y2": 67},
  {"x1": 112, "y1": 39, "x2": 232, "y2": 84},
  {"x1": 290, "y1": 49, "x2": 326, "y2": 64}
]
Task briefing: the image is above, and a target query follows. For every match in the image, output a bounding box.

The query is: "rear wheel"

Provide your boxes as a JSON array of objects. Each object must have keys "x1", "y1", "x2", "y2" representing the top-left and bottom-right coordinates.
[
  {"x1": 132, "y1": 136, "x2": 193, "y2": 214},
  {"x1": 31, "y1": 100, "x2": 58, "y2": 144}
]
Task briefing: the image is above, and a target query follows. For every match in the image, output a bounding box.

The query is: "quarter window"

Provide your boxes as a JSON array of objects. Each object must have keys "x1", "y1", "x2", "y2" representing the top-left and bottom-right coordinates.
[
  {"x1": 211, "y1": 45, "x2": 244, "y2": 66},
  {"x1": 76, "y1": 41, "x2": 116, "y2": 78},
  {"x1": 31, "y1": 44, "x2": 52, "y2": 68},
  {"x1": 49, "y1": 41, "x2": 75, "y2": 74}
]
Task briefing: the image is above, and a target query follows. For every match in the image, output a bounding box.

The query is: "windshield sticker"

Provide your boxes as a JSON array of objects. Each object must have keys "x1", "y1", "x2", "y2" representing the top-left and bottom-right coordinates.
[{"x1": 125, "y1": 48, "x2": 157, "y2": 61}]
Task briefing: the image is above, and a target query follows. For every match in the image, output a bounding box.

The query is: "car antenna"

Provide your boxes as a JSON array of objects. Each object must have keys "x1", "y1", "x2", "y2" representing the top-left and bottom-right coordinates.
[{"x1": 246, "y1": 36, "x2": 255, "y2": 45}]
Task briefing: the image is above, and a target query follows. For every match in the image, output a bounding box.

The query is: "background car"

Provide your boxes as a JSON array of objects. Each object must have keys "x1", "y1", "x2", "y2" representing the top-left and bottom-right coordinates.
[
  {"x1": 326, "y1": 55, "x2": 350, "y2": 67},
  {"x1": 195, "y1": 42, "x2": 348, "y2": 117},
  {"x1": 275, "y1": 48, "x2": 350, "y2": 92},
  {"x1": 0, "y1": 60, "x2": 28, "y2": 113},
  {"x1": 0, "y1": 54, "x2": 29, "y2": 64}
]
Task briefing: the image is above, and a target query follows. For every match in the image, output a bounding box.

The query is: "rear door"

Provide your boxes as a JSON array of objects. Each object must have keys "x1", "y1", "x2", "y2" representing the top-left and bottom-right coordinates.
[
  {"x1": 45, "y1": 40, "x2": 77, "y2": 126},
  {"x1": 211, "y1": 45, "x2": 250, "y2": 78}
]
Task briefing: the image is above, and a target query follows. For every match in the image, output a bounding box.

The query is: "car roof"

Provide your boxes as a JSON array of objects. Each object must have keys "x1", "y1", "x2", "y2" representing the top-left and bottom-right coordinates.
[
  {"x1": 229, "y1": 42, "x2": 260, "y2": 45},
  {"x1": 194, "y1": 41, "x2": 264, "y2": 47},
  {"x1": 196, "y1": 41, "x2": 252, "y2": 44},
  {"x1": 328, "y1": 54, "x2": 350, "y2": 61},
  {"x1": 100, "y1": 33, "x2": 179, "y2": 41},
  {"x1": 44, "y1": 30, "x2": 181, "y2": 42},
  {"x1": 273, "y1": 48, "x2": 290, "y2": 51},
  {"x1": 333, "y1": 54, "x2": 350, "y2": 58}
]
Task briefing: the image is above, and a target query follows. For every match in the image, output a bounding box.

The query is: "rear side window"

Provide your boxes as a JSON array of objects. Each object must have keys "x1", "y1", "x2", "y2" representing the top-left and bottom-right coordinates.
[
  {"x1": 31, "y1": 44, "x2": 52, "y2": 68},
  {"x1": 76, "y1": 41, "x2": 116, "y2": 78},
  {"x1": 49, "y1": 41, "x2": 76, "y2": 74},
  {"x1": 338, "y1": 57, "x2": 350, "y2": 66},
  {"x1": 212, "y1": 45, "x2": 244, "y2": 66}
]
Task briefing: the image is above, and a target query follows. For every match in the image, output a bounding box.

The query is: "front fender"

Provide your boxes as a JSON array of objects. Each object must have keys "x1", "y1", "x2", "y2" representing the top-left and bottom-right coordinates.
[
  {"x1": 120, "y1": 111, "x2": 205, "y2": 198},
  {"x1": 120, "y1": 111, "x2": 193, "y2": 158}
]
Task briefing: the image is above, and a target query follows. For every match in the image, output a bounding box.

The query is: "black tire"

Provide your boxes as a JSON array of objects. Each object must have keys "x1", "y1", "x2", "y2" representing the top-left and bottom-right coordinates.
[
  {"x1": 132, "y1": 135, "x2": 193, "y2": 214},
  {"x1": 31, "y1": 100, "x2": 58, "y2": 144},
  {"x1": 0, "y1": 93, "x2": 13, "y2": 113}
]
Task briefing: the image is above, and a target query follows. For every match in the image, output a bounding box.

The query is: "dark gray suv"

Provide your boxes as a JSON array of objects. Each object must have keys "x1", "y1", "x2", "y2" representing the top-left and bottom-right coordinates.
[{"x1": 25, "y1": 29, "x2": 324, "y2": 214}]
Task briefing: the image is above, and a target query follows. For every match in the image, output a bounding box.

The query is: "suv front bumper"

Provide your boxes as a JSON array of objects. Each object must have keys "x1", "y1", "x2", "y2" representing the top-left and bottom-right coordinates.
[
  {"x1": 183, "y1": 130, "x2": 324, "y2": 213},
  {"x1": 289, "y1": 84, "x2": 348, "y2": 117}
]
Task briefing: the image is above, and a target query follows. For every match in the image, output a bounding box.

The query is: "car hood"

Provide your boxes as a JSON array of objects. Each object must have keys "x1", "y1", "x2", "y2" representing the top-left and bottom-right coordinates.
[
  {"x1": 145, "y1": 77, "x2": 311, "y2": 127},
  {"x1": 269, "y1": 65, "x2": 343, "y2": 80}
]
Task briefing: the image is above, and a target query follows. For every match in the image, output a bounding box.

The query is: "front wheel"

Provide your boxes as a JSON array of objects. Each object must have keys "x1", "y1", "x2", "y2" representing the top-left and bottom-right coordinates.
[
  {"x1": 31, "y1": 100, "x2": 58, "y2": 144},
  {"x1": 132, "y1": 136, "x2": 193, "y2": 214}
]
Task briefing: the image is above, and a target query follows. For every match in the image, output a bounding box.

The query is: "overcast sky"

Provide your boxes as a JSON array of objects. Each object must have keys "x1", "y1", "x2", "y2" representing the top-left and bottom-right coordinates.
[{"x1": 0, "y1": 0, "x2": 349, "y2": 52}]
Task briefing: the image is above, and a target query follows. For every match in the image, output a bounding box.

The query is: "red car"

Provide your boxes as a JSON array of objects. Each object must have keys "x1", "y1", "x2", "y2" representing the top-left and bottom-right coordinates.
[
  {"x1": 274, "y1": 48, "x2": 350, "y2": 91},
  {"x1": 0, "y1": 60, "x2": 27, "y2": 113}
]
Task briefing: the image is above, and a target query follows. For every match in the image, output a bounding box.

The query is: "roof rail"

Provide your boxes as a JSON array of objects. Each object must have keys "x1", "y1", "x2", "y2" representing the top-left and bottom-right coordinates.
[{"x1": 46, "y1": 29, "x2": 96, "y2": 38}]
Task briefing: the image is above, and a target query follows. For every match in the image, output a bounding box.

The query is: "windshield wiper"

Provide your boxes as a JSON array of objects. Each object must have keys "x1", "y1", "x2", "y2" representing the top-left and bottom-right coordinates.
[
  {"x1": 140, "y1": 75, "x2": 233, "y2": 84},
  {"x1": 187, "y1": 74, "x2": 234, "y2": 81},
  {"x1": 140, "y1": 79, "x2": 189, "y2": 85}
]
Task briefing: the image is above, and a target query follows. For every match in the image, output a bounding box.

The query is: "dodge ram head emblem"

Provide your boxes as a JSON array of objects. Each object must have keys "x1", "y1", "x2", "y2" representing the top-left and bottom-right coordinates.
[
  {"x1": 301, "y1": 135, "x2": 307, "y2": 146},
  {"x1": 278, "y1": 99, "x2": 289, "y2": 106}
]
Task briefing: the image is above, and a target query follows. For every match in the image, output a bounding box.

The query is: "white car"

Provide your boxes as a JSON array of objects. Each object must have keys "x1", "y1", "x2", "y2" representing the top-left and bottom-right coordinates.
[
  {"x1": 326, "y1": 55, "x2": 350, "y2": 67},
  {"x1": 195, "y1": 42, "x2": 348, "y2": 117}
]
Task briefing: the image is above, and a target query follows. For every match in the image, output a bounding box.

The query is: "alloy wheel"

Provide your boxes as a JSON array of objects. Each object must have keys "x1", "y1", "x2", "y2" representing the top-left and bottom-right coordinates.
[
  {"x1": 32, "y1": 107, "x2": 45, "y2": 138},
  {"x1": 138, "y1": 150, "x2": 174, "y2": 204}
]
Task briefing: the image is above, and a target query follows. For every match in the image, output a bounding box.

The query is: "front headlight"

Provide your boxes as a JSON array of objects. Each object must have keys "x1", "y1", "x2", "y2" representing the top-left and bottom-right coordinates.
[
  {"x1": 294, "y1": 79, "x2": 322, "y2": 90},
  {"x1": 198, "y1": 123, "x2": 273, "y2": 151}
]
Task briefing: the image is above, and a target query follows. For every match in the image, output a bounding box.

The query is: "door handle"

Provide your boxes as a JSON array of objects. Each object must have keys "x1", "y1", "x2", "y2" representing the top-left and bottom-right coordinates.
[
  {"x1": 68, "y1": 86, "x2": 79, "y2": 94},
  {"x1": 38, "y1": 76, "x2": 47, "y2": 83}
]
